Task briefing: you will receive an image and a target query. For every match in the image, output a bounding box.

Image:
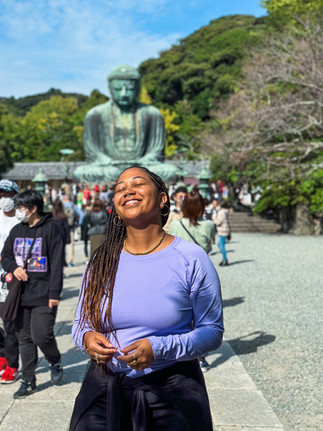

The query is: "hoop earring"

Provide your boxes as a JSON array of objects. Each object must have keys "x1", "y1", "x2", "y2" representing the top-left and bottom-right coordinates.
[
  {"x1": 161, "y1": 204, "x2": 170, "y2": 216},
  {"x1": 113, "y1": 215, "x2": 124, "y2": 226}
]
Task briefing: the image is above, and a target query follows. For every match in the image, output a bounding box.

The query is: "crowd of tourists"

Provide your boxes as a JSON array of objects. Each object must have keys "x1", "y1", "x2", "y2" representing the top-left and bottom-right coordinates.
[{"x1": 0, "y1": 169, "x2": 230, "y2": 430}]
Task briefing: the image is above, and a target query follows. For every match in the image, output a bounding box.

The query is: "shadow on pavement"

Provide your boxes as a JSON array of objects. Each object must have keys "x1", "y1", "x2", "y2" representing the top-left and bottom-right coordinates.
[
  {"x1": 35, "y1": 362, "x2": 88, "y2": 391},
  {"x1": 61, "y1": 288, "x2": 81, "y2": 300},
  {"x1": 64, "y1": 272, "x2": 84, "y2": 279},
  {"x1": 224, "y1": 259, "x2": 254, "y2": 266},
  {"x1": 223, "y1": 297, "x2": 245, "y2": 308},
  {"x1": 54, "y1": 321, "x2": 73, "y2": 336},
  {"x1": 229, "y1": 331, "x2": 276, "y2": 355},
  {"x1": 210, "y1": 249, "x2": 235, "y2": 257},
  {"x1": 209, "y1": 331, "x2": 276, "y2": 369}
]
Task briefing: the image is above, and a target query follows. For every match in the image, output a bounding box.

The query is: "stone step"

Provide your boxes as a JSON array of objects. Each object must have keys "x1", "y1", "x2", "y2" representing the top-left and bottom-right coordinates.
[{"x1": 228, "y1": 213, "x2": 281, "y2": 234}]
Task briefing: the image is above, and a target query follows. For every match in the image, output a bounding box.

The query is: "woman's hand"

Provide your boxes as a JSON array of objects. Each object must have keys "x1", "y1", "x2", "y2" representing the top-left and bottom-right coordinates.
[
  {"x1": 83, "y1": 331, "x2": 117, "y2": 365},
  {"x1": 117, "y1": 338, "x2": 154, "y2": 370}
]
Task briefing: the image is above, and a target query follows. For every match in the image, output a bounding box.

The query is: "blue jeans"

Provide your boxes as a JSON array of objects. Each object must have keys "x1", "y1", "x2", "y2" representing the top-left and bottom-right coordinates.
[{"x1": 218, "y1": 235, "x2": 227, "y2": 262}]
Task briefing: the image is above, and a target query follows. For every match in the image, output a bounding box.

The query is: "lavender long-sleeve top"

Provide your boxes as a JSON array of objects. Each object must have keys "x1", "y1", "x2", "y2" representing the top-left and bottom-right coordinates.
[{"x1": 72, "y1": 237, "x2": 224, "y2": 377}]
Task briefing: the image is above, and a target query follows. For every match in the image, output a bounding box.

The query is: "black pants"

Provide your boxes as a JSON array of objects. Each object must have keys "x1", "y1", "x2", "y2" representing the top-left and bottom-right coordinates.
[
  {"x1": 71, "y1": 360, "x2": 212, "y2": 431},
  {"x1": 76, "y1": 388, "x2": 188, "y2": 431},
  {"x1": 0, "y1": 319, "x2": 19, "y2": 368},
  {"x1": 15, "y1": 305, "x2": 61, "y2": 382}
]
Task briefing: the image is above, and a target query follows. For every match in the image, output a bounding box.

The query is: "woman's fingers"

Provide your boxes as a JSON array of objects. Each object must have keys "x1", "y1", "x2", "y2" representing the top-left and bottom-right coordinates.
[
  {"x1": 83, "y1": 331, "x2": 117, "y2": 363},
  {"x1": 117, "y1": 339, "x2": 154, "y2": 369}
]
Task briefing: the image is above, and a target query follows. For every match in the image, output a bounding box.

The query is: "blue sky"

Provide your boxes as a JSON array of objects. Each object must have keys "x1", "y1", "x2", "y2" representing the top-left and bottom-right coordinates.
[{"x1": 0, "y1": 0, "x2": 266, "y2": 98}]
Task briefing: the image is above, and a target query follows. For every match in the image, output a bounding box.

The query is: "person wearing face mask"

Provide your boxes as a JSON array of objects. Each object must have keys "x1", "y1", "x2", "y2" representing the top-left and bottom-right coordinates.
[
  {"x1": 1, "y1": 190, "x2": 64, "y2": 398},
  {"x1": 0, "y1": 180, "x2": 20, "y2": 384}
]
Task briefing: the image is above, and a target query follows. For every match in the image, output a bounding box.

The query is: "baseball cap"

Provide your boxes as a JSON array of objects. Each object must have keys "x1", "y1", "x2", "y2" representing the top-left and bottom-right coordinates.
[{"x1": 0, "y1": 179, "x2": 19, "y2": 193}]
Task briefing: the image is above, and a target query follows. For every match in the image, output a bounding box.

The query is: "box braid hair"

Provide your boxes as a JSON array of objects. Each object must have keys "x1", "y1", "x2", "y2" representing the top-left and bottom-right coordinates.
[{"x1": 77, "y1": 167, "x2": 170, "y2": 341}]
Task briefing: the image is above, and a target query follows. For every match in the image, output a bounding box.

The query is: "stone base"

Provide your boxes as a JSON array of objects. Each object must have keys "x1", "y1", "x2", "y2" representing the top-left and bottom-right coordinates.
[{"x1": 74, "y1": 161, "x2": 178, "y2": 183}]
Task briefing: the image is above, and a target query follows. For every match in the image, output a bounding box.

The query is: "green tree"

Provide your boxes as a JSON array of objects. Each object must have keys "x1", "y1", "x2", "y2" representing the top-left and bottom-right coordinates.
[
  {"x1": 0, "y1": 104, "x2": 16, "y2": 176},
  {"x1": 209, "y1": 18, "x2": 323, "y2": 232},
  {"x1": 262, "y1": 0, "x2": 322, "y2": 16},
  {"x1": 13, "y1": 96, "x2": 84, "y2": 162},
  {"x1": 140, "y1": 15, "x2": 264, "y2": 121}
]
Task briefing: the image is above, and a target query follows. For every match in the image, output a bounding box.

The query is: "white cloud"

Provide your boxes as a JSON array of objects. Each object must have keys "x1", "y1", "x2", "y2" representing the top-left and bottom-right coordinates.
[
  {"x1": 0, "y1": 0, "x2": 181, "y2": 97},
  {"x1": 0, "y1": 0, "x2": 265, "y2": 98}
]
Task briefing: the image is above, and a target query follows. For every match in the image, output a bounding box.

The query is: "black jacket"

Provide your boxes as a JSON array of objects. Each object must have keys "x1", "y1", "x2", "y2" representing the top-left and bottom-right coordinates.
[
  {"x1": 82, "y1": 210, "x2": 108, "y2": 239},
  {"x1": 2, "y1": 214, "x2": 64, "y2": 306},
  {"x1": 54, "y1": 218, "x2": 70, "y2": 245}
]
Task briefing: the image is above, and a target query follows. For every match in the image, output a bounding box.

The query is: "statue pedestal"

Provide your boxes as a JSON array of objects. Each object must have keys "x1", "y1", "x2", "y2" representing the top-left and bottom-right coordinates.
[{"x1": 74, "y1": 161, "x2": 177, "y2": 183}]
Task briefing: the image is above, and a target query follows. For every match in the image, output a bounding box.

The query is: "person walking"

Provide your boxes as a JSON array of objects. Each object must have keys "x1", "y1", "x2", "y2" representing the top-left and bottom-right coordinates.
[
  {"x1": 82, "y1": 198, "x2": 109, "y2": 259},
  {"x1": 51, "y1": 198, "x2": 70, "y2": 266},
  {"x1": 168, "y1": 190, "x2": 216, "y2": 372},
  {"x1": 0, "y1": 180, "x2": 20, "y2": 384},
  {"x1": 169, "y1": 190, "x2": 215, "y2": 255},
  {"x1": 62, "y1": 195, "x2": 75, "y2": 267},
  {"x1": 214, "y1": 199, "x2": 231, "y2": 266},
  {"x1": 2, "y1": 190, "x2": 64, "y2": 398},
  {"x1": 70, "y1": 166, "x2": 223, "y2": 430}
]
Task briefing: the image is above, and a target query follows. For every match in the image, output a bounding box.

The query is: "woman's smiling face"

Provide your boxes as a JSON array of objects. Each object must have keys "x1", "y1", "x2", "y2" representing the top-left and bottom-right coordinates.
[{"x1": 113, "y1": 167, "x2": 167, "y2": 225}]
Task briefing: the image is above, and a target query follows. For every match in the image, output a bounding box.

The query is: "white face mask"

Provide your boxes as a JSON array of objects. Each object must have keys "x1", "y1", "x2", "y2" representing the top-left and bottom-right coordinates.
[
  {"x1": 15, "y1": 208, "x2": 32, "y2": 223},
  {"x1": 0, "y1": 197, "x2": 15, "y2": 212}
]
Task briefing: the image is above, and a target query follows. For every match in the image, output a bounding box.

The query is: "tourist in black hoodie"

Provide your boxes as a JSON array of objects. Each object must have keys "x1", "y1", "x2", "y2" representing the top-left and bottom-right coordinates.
[{"x1": 2, "y1": 190, "x2": 64, "y2": 399}]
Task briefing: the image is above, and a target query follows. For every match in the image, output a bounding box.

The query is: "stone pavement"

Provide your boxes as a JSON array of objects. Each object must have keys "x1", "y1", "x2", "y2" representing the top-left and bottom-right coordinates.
[{"x1": 0, "y1": 241, "x2": 284, "y2": 431}]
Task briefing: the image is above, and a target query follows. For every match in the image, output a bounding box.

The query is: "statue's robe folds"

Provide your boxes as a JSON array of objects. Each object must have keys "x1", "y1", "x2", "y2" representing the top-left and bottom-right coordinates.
[{"x1": 74, "y1": 101, "x2": 177, "y2": 182}]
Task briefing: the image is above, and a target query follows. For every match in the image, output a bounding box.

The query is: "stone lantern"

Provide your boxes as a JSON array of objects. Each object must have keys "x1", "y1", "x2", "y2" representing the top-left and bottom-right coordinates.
[
  {"x1": 32, "y1": 168, "x2": 48, "y2": 195},
  {"x1": 59, "y1": 148, "x2": 75, "y2": 182}
]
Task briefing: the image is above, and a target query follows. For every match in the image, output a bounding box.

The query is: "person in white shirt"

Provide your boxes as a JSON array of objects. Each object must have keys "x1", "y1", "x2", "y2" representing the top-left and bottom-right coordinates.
[{"x1": 0, "y1": 179, "x2": 20, "y2": 384}]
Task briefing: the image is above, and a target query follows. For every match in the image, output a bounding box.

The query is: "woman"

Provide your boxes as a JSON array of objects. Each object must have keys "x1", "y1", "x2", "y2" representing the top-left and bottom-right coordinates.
[
  {"x1": 80, "y1": 199, "x2": 92, "y2": 261},
  {"x1": 51, "y1": 198, "x2": 70, "y2": 266},
  {"x1": 214, "y1": 199, "x2": 231, "y2": 266},
  {"x1": 70, "y1": 167, "x2": 223, "y2": 431},
  {"x1": 168, "y1": 190, "x2": 216, "y2": 373},
  {"x1": 168, "y1": 190, "x2": 215, "y2": 254},
  {"x1": 82, "y1": 198, "x2": 108, "y2": 259}
]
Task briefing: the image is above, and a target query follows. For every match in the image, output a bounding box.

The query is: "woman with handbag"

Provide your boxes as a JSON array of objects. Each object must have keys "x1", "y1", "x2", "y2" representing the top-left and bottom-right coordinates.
[
  {"x1": 168, "y1": 190, "x2": 216, "y2": 255},
  {"x1": 214, "y1": 199, "x2": 231, "y2": 266},
  {"x1": 70, "y1": 166, "x2": 223, "y2": 431},
  {"x1": 1, "y1": 190, "x2": 65, "y2": 398}
]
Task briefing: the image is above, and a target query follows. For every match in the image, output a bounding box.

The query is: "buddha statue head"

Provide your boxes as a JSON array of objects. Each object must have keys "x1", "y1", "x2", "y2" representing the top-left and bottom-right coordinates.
[{"x1": 107, "y1": 65, "x2": 141, "y2": 110}]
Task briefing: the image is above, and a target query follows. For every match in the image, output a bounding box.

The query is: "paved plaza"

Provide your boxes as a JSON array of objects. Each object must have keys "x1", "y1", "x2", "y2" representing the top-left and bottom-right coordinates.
[{"x1": 1, "y1": 233, "x2": 321, "y2": 430}]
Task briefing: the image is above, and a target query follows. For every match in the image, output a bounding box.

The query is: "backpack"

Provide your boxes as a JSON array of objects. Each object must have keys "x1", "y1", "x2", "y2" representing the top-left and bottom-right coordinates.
[{"x1": 65, "y1": 206, "x2": 75, "y2": 227}]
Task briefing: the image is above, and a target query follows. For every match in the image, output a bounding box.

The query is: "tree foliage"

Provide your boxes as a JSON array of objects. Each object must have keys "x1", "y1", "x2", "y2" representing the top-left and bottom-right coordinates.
[
  {"x1": 262, "y1": 0, "x2": 323, "y2": 16},
  {"x1": 1, "y1": 88, "x2": 88, "y2": 117},
  {"x1": 208, "y1": 18, "x2": 323, "y2": 222},
  {"x1": 0, "y1": 104, "x2": 15, "y2": 176},
  {"x1": 11, "y1": 96, "x2": 82, "y2": 162},
  {"x1": 140, "y1": 15, "x2": 264, "y2": 122}
]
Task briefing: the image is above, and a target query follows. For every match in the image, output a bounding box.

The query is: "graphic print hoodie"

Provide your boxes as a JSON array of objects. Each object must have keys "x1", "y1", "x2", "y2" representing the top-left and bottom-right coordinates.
[{"x1": 1, "y1": 214, "x2": 64, "y2": 306}]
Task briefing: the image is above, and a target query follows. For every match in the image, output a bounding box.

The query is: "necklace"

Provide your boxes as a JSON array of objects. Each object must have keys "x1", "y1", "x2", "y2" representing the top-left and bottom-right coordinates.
[{"x1": 123, "y1": 231, "x2": 166, "y2": 255}]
